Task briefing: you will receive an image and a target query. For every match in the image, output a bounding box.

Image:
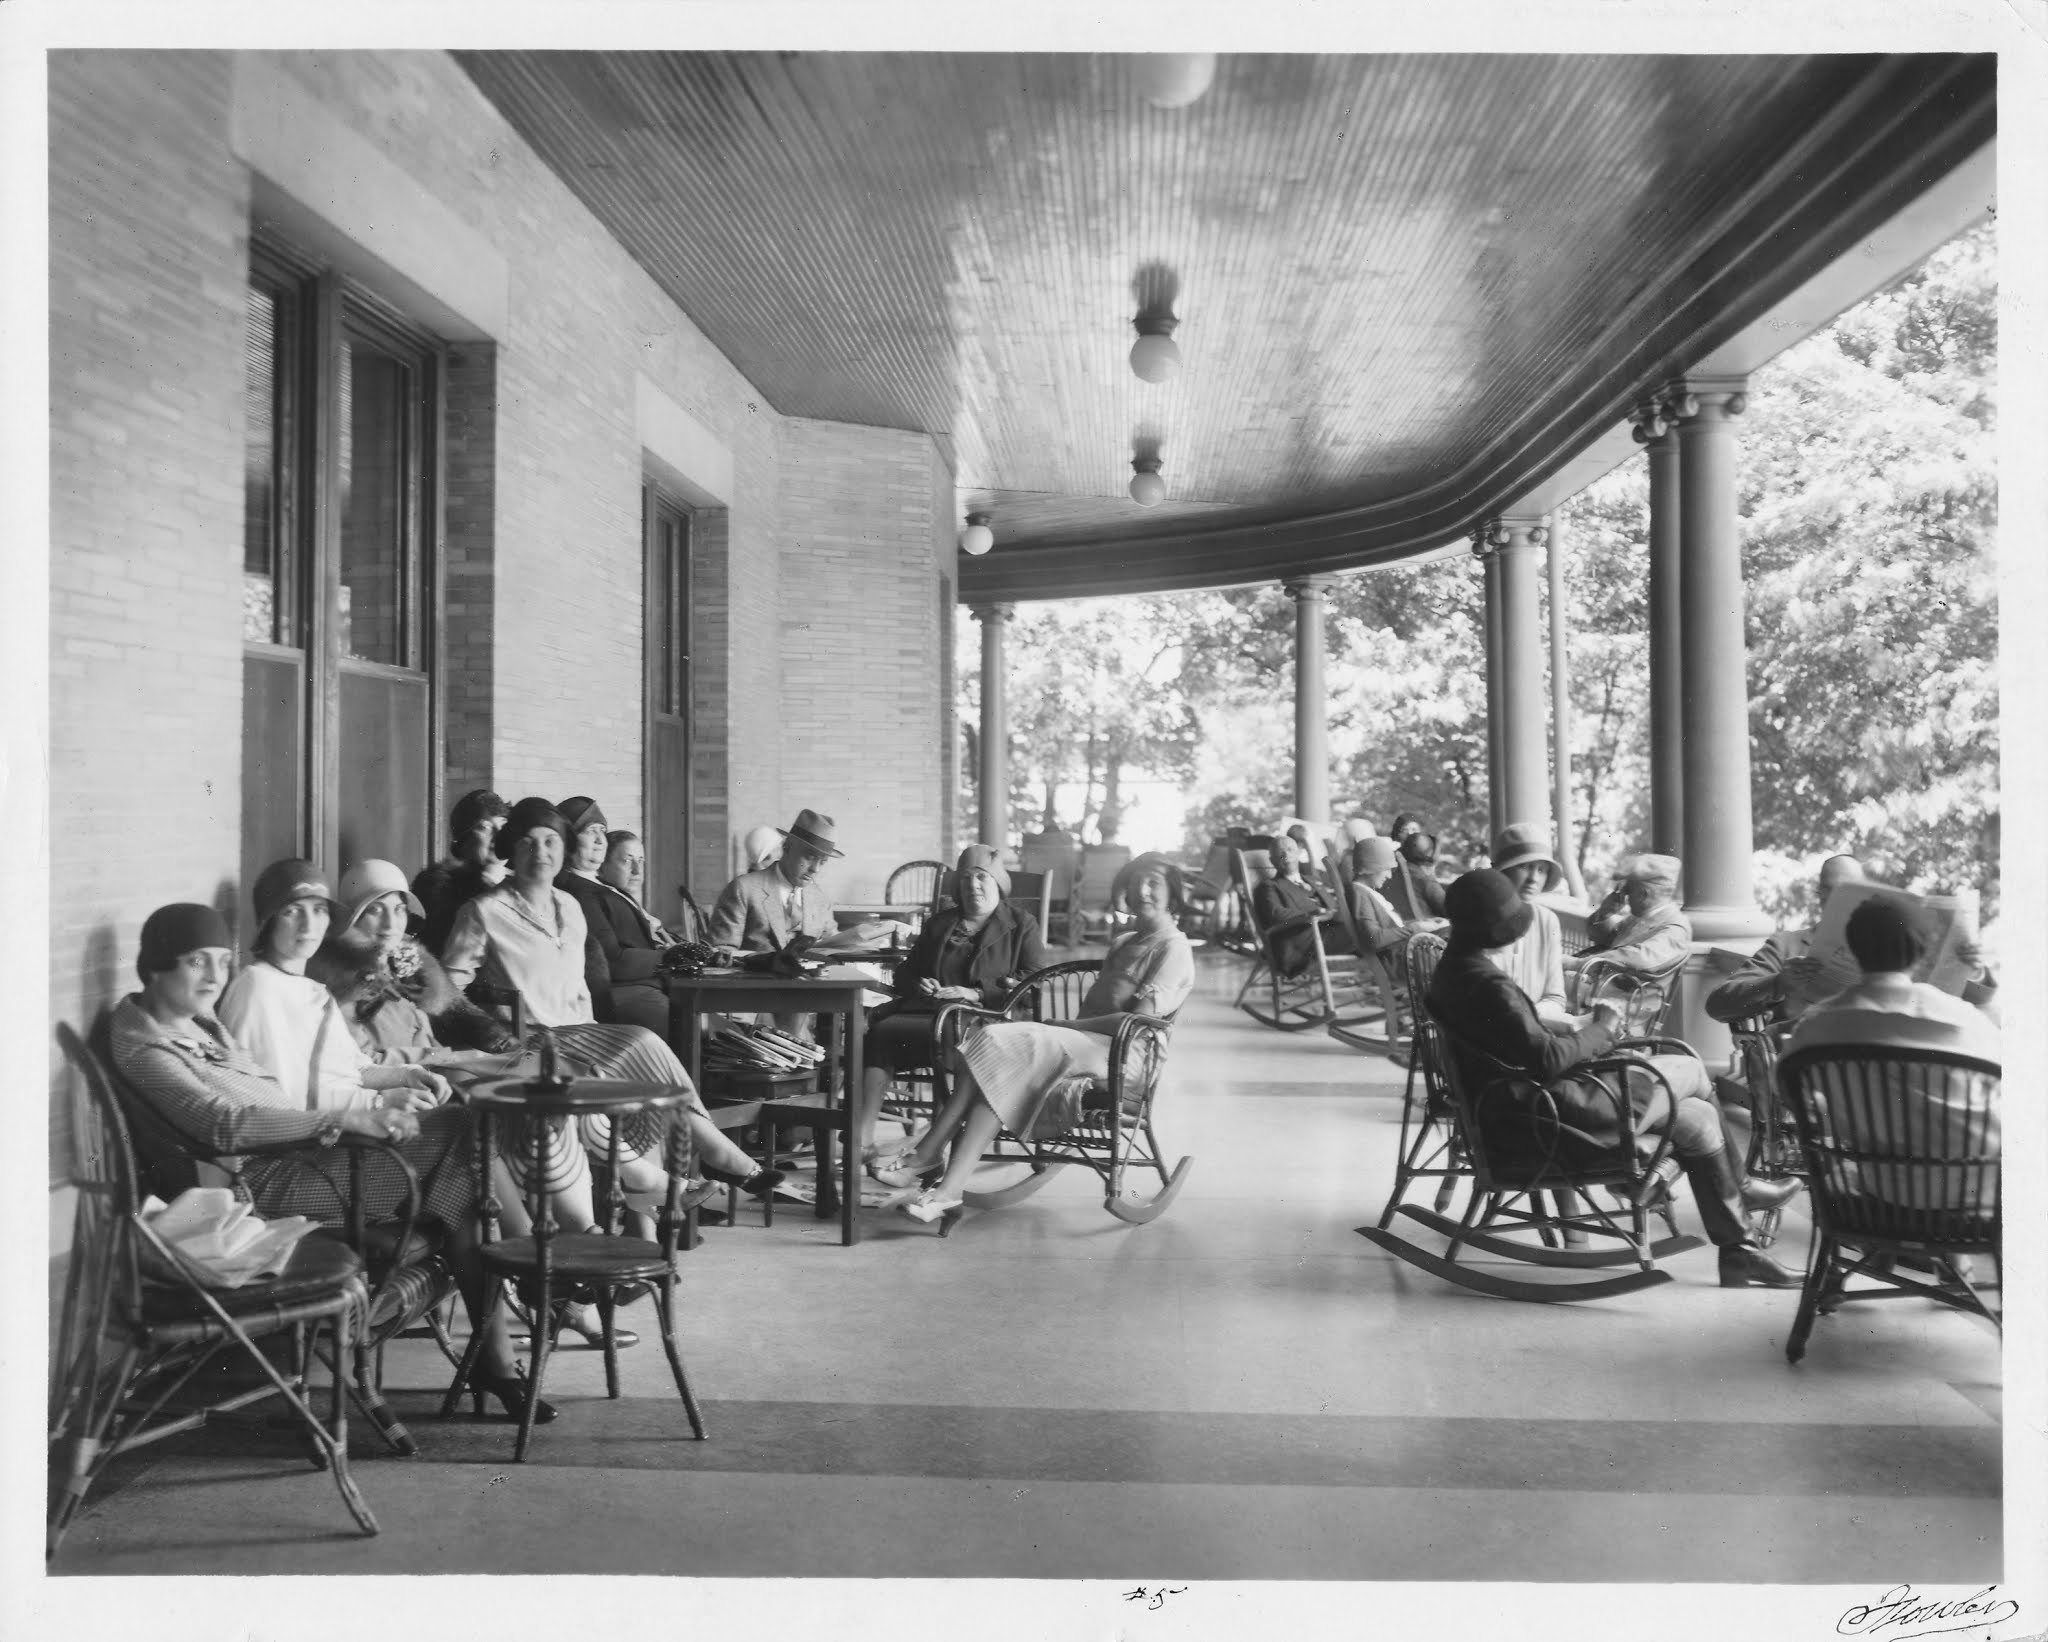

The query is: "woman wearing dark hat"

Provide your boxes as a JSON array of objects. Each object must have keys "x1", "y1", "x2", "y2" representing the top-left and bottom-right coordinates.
[
  {"x1": 111, "y1": 902, "x2": 557, "y2": 1422},
  {"x1": 1425, "y1": 869, "x2": 1801, "y2": 1288},
  {"x1": 854, "y1": 843, "x2": 1051, "y2": 1163},
  {"x1": 551, "y1": 796, "x2": 669, "y2": 1037},
  {"x1": 440, "y1": 797, "x2": 783, "y2": 1202},
  {"x1": 1386, "y1": 815, "x2": 1449, "y2": 922},
  {"x1": 869, "y1": 853, "x2": 1194, "y2": 1223},
  {"x1": 311, "y1": 857, "x2": 632, "y2": 1351},
  {"x1": 413, "y1": 788, "x2": 511, "y2": 955},
  {"x1": 219, "y1": 859, "x2": 451, "y2": 1115}
]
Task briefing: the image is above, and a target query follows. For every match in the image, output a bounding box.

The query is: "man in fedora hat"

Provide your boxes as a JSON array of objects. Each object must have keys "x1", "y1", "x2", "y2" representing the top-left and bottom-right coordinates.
[
  {"x1": 708, "y1": 807, "x2": 845, "y2": 953},
  {"x1": 1488, "y1": 821, "x2": 1580, "y2": 1026}
]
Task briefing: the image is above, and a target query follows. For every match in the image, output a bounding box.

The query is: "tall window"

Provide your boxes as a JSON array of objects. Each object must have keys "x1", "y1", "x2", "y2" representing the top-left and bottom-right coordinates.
[
  {"x1": 644, "y1": 487, "x2": 693, "y2": 917},
  {"x1": 240, "y1": 230, "x2": 443, "y2": 904}
]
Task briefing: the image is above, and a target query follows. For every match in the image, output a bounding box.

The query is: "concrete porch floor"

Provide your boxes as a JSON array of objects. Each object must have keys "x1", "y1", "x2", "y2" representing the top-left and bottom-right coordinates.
[{"x1": 43, "y1": 949, "x2": 2003, "y2": 1624}]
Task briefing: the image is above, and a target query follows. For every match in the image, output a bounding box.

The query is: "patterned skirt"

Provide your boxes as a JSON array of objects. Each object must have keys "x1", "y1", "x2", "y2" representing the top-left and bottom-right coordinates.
[
  {"x1": 247, "y1": 1104, "x2": 477, "y2": 1230},
  {"x1": 459, "y1": 1023, "x2": 705, "y2": 1189},
  {"x1": 958, "y1": 1020, "x2": 1114, "y2": 1140}
]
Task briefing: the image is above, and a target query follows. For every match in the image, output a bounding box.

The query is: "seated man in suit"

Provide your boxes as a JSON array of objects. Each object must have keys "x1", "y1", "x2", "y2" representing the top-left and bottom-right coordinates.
[
  {"x1": 1591, "y1": 853, "x2": 1693, "y2": 973},
  {"x1": 1250, "y1": 833, "x2": 1353, "y2": 976},
  {"x1": 1704, "y1": 854, "x2": 1866, "y2": 1026},
  {"x1": 708, "y1": 808, "x2": 843, "y2": 953}
]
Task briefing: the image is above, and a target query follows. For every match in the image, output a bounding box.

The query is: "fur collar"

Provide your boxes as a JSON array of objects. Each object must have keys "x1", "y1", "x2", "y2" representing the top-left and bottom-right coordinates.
[{"x1": 309, "y1": 928, "x2": 461, "y2": 1016}]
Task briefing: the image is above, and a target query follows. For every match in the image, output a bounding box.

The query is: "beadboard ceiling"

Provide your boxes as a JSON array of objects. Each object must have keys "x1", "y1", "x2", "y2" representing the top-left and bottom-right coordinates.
[{"x1": 457, "y1": 51, "x2": 1993, "y2": 599}]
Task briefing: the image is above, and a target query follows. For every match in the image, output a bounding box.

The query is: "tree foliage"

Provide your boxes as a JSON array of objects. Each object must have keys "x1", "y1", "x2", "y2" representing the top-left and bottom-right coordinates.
[{"x1": 963, "y1": 220, "x2": 1997, "y2": 926}]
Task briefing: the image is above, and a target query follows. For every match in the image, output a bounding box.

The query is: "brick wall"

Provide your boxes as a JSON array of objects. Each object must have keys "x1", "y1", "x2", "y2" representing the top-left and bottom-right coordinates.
[
  {"x1": 47, "y1": 50, "x2": 954, "y2": 1222},
  {"x1": 775, "y1": 419, "x2": 954, "y2": 901},
  {"x1": 49, "y1": 49, "x2": 249, "y2": 1061},
  {"x1": 442, "y1": 341, "x2": 498, "y2": 807}
]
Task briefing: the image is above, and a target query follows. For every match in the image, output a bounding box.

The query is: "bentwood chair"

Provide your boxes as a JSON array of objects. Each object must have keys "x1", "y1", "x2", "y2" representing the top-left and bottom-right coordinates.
[
  {"x1": 1373, "y1": 934, "x2": 1468, "y2": 1227},
  {"x1": 1727, "y1": 1012, "x2": 1801, "y2": 1248},
  {"x1": 85, "y1": 1018, "x2": 460, "y2": 1456},
  {"x1": 1777, "y1": 1044, "x2": 2001, "y2": 1363},
  {"x1": 49, "y1": 1024, "x2": 379, "y2": 1556},
  {"x1": 931, "y1": 959, "x2": 1191, "y2": 1225},
  {"x1": 885, "y1": 860, "x2": 947, "y2": 919},
  {"x1": 453, "y1": 1068, "x2": 706, "y2": 1460},
  {"x1": 1570, "y1": 951, "x2": 1687, "y2": 1039}
]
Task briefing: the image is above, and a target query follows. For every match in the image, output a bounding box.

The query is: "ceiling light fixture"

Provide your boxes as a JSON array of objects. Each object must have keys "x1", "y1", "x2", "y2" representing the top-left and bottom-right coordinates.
[
  {"x1": 1128, "y1": 456, "x2": 1166, "y2": 507},
  {"x1": 1129, "y1": 313, "x2": 1182, "y2": 384},
  {"x1": 1132, "y1": 54, "x2": 1217, "y2": 110},
  {"x1": 960, "y1": 512, "x2": 995, "y2": 556}
]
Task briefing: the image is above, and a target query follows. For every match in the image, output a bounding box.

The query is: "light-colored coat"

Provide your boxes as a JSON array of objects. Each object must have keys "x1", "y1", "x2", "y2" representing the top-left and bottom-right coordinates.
[{"x1": 706, "y1": 864, "x2": 836, "y2": 952}]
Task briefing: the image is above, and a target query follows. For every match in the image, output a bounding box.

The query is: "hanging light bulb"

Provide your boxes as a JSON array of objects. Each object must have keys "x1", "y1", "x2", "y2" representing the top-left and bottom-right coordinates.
[
  {"x1": 1129, "y1": 314, "x2": 1182, "y2": 384},
  {"x1": 1131, "y1": 54, "x2": 1217, "y2": 110},
  {"x1": 960, "y1": 512, "x2": 995, "y2": 556},
  {"x1": 1129, "y1": 456, "x2": 1166, "y2": 507}
]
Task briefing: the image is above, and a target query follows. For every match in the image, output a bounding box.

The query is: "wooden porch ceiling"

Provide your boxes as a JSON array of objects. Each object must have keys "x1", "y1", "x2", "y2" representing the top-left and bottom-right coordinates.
[{"x1": 457, "y1": 51, "x2": 1994, "y2": 600}]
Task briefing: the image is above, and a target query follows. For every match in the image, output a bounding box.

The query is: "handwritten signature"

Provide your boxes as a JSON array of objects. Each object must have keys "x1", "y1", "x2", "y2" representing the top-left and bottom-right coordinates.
[
  {"x1": 1837, "y1": 1585, "x2": 2020, "y2": 1640},
  {"x1": 1124, "y1": 1586, "x2": 1188, "y2": 1611}
]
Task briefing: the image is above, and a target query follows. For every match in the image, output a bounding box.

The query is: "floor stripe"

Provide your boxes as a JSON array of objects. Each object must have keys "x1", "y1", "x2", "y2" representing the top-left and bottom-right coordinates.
[{"x1": 304, "y1": 1395, "x2": 2005, "y2": 1499}]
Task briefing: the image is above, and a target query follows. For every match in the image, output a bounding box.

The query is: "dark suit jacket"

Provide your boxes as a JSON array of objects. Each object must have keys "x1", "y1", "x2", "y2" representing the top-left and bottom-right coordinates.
[
  {"x1": 884, "y1": 902, "x2": 1051, "y2": 1015},
  {"x1": 1253, "y1": 876, "x2": 1336, "y2": 977},
  {"x1": 552, "y1": 871, "x2": 634, "y2": 1023},
  {"x1": 1426, "y1": 944, "x2": 1622, "y2": 1161},
  {"x1": 1386, "y1": 858, "x2": 1448, "y2": 921}
]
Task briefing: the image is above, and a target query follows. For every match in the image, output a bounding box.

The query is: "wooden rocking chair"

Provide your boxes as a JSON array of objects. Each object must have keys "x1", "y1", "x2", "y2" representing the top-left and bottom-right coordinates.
[
  {"x1": 1358, "y1": 1023, "x2": 1707, "y2": 1302},
  {"x1": 1317, "y1": 836, "x2": 1407, "y2": 1054},
  {"x1": 930, "y1": 959, "x2": 1193, "y2": 1225},
  {"x1": 1726, "y1": 1011, "x2": 1801, "y2": 1249},
  {"x1": 1231, "y1": 847, "x2": 1380, "y2": 1034}
]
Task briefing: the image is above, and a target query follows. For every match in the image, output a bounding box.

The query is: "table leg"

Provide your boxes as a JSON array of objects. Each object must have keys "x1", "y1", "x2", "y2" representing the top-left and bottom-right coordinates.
[
  {"x1": 816, "y1": 1013, "x2": 841, "y2": 1223},
  {"x1": 844, "y1": 999, "x2": 863, "y2": 1246}
]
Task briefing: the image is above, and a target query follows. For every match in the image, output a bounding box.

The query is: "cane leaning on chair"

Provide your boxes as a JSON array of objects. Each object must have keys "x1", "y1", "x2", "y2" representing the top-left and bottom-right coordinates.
[
  {"x1": 107, "y1": 903, "x2": 555, "y2": 1426},
  {"x1": 867, "y1": 853, "x2": 1195, "y2": 1223}
]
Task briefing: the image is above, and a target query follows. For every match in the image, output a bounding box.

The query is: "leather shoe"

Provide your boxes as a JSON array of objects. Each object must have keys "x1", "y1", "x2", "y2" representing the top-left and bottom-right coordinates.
[
  {"x1": 1718, "y1": 1243, "x2": 1802, "y2": 1288},
  {"x1": 1740, "y1": 1174, "x2": 1802, "y2": 1212}
]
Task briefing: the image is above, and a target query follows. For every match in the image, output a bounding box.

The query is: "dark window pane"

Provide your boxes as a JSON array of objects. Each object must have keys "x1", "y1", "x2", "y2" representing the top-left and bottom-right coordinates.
[
  {"x1": 243, "y1": 283, "x2": 280, "y2": 643},
  {"x1": 338, "y1": 340, "x2": 411, "y2": 665},
  {"x1": 665, "y1": 515, "x2": 688, "y2": 714}
]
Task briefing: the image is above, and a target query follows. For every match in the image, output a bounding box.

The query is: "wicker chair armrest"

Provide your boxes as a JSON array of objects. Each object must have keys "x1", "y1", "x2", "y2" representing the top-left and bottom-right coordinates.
[
  {"x1": 1573, "y1": 1053, "x2": 1685, "y2": 1178},
  {"x1": 996, "y1": 959, "x2": 1104, "y2": 1016},
  {"x1": 1613, "y1": 1036, "x2": 1700, "y2": 1062}
]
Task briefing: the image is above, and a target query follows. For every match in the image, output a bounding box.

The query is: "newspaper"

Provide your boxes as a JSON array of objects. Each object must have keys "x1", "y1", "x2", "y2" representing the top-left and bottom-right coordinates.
[
  {"x1": 140, "y1": 1189, "x2": 320, "y2": 1289},
  {"x1": 1801, "y1": 881, "x2": 1978, "y2": 1005}
]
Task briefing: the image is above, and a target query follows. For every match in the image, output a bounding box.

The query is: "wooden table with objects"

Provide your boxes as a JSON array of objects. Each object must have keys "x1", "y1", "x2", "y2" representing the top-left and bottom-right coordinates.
[{"x1": 664, "y1": 969, "x2": 872, "y2": 1245}]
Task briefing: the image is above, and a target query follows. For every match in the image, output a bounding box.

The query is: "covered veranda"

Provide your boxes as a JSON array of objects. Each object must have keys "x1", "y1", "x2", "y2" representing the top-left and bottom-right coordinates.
[{"x1": 18, "y1": 13, "x2": 2042, "y2": 1638}]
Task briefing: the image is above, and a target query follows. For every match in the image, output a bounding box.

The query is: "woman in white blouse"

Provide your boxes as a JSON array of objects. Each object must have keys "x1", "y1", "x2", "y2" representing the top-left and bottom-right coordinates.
[
  {"x1": 219, "y1": 859, "x2": 450, "y2": 1115},
  {"x1": 441, "y1": 797, "x2": 777, "y2": 1201}
]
